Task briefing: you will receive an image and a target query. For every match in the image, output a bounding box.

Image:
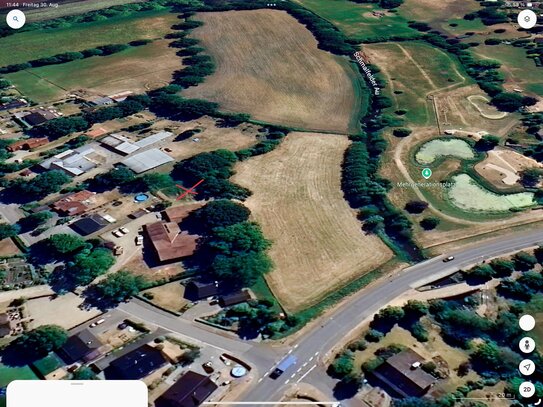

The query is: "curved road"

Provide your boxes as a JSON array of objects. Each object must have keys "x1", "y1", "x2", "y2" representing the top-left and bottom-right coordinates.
[{"x1": 121, "y1": 229, "x2": 543, "y2": 405}]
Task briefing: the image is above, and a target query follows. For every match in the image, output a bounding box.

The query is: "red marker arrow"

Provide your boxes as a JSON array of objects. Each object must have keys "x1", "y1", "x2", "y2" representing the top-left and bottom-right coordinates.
[{"x1": 176, "y1": 179, "x2": 204, "y2": 201}]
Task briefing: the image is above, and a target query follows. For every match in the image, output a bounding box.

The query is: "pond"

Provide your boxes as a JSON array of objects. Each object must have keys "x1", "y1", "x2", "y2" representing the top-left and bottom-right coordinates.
[
  {"x1": 447, "y1": 174, "x2": 535, "y2": 212},
  {"x1": 415, "y1": 138, "x2": 475, "y2": 165}
]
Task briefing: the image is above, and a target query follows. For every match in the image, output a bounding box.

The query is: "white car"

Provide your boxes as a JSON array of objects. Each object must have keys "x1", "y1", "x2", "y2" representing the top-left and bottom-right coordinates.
[
  {"x1": 135, "y1": 235, "x2": 143, "y2": 246},
  {"x1": 119, "y1": 227, "x2": 129, "y2": 235},
  {"x1": 112, "y1": 230, "x2": 123, "y2": 238}
]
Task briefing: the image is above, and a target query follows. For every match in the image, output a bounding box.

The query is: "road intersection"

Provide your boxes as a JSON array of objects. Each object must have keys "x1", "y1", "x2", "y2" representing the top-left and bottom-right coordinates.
[{"x1": 118, "y1": 228, "x2": 543, "y2": 405}]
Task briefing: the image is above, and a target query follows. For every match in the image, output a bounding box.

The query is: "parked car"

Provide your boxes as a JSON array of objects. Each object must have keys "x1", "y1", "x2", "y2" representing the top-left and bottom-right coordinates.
[
  {"x1": 90, "y1": 318, "x2": 105, "y2": 328},
  {"x1": 119, "y1": 227, "x2": 129, "y2": 235},
  {"x1": 135, "y1": 235, "x2": 143, "y2": 246},
  {"x1": 112, "y1": 230, "x2": 123, "y2": 238}
]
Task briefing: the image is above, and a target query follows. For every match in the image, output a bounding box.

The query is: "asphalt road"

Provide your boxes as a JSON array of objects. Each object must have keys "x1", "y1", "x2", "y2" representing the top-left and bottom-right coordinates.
[
  {"x1": 116, "y1": 229, "x2": 543, "y2": 405},
  {"x1": 240, "y1": 228, "x2": 543, "y2": 405}
]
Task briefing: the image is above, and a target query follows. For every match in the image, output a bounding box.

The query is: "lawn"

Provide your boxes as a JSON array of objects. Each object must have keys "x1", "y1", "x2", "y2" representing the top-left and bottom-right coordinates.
[
  {"x1": 231, "y1": 132, "x2": 392, "y2": 312},
  {"x1": 6, "y1": 39, "x2": 181, "y2": 102},
  {"x1": 296, "y1": 0, "x2": 418, "y2": 40},
  {"x1": 399, "y1": 0, "x2": 480, "y2": 26},
  {"x1": 0, "y1": 363, "x2": 38, "y2": 407},
  {"x1": 0, "y1": 10, "x2": 179, "y2": 67},
  {"x1": 183, "y1": 9, "x2": 366, "y2": 134}
]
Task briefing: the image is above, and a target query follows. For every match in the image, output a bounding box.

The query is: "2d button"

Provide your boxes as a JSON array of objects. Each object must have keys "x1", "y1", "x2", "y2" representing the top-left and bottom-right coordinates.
[
  {"x1": 520, "y1": 337, "x2": 536, "y2": 354},
  {"x1": 520, "y1": 381, "x2": 536, "y2": 398}
]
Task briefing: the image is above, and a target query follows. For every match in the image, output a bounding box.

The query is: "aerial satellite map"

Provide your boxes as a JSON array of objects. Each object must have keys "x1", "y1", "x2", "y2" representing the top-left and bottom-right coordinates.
[{"x1": 0, "y1": 0, "x2": 542, "y2": 405}]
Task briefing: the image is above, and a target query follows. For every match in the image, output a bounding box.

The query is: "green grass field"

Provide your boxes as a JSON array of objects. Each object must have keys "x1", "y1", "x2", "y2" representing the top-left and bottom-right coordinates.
[
  {"x1": 0, "y1": 10, "x2": 179, "y2": 67},
  {"x1": 0, "y1": 363, "x2": 39, "y2": 407},
  {"x1": 474, "y1": 44, "x2": 543, "y2": 97},
  {"x1": 6, "y1": 39, "x2": 178, "y2": 102},
  {"x1": 365, "y1": 41, "x2": 469, "y2": 126},
  {"x1": 296, "y1": 0, "x2": 418, "y2": 40}
]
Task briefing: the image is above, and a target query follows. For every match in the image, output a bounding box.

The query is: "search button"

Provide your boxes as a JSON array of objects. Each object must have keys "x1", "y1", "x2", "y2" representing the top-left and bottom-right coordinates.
[{"x1": 6, "y1": 9, "x2": 26, "y2": 30}]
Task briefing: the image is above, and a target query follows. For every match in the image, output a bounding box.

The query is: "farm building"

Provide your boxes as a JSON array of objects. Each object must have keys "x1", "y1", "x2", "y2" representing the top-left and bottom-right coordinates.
[
  {"x1": 371, "y1": 348, "x2": 436, "y2": 398},
  {"x1": 134, "y1": 130, "x2": 172, "y2": 148},
  {"x1": 121, "y1": 148, "x2": 174, "y2": 174},
  {"x1": 51, "y1": 190, "x2": 95, "y2": 216},
  {"x1": 155, "y1": 371, "x2": 218, "y2": 407},
  {"x1": 7, "y1": 137, "x2": 48, "y2": 152},
  {"x1": 105, "y1": 344, "x2": 167, "y2": 380},
  {"x1": 101, "y1": 133, "x2": 140, "y2": 155},
  {"x1": 40, "y1": 146, "x2": 103, "y2": 177},
  {"x1": 87, "y1": 96, "x2": 114, "y2": 107},
  {"x1": 144, "y1": 221, "x2": 199, "y2": 263},
  {"x1": 218, "y1": 291, "x2": 251, "y2": 307}
]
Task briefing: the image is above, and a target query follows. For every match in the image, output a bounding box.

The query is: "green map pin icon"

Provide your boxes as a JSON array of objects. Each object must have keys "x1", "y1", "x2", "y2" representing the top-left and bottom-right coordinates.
[{"x1": 422, "y1": 168, "x2": 432, "y2": 179}]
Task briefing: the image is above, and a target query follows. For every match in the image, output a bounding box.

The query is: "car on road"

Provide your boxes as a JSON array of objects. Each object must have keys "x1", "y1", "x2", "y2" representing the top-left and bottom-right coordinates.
[
  {"x1": 119, "y1": 227, "x2": 129, "y2": 235},
  {"x1": 443, "y1": 255, "x2": 455, "y2": 262},
  {"x1": 270, "y1": 355, "x2": 297, "y2": 379}
]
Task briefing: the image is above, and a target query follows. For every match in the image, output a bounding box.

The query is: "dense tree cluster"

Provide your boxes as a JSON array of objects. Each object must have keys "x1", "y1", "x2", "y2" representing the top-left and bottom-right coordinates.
[
  {"x1": 8, "y1": 170, "x2": 71, "y2": 201},
  {"x1": 172, "y1": 150, "x2": 250, "y2": 200},
  {"x1": 0, "y1": 42, "x2": 149, "y2": 74},
  {"x1": 88, "y1": 270, "x2": 146, "y2": 304},
  {"x1": 3, "y1": 325, "x2": 68, "y2": 365},
  {"x1": 205, "y1": 222, "x2": 272, "y2": 288}
]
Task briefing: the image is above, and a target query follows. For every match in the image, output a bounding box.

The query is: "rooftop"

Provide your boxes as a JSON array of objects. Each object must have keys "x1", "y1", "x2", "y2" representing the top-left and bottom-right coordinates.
[
  {"x1": 51, "y1": 190, "x2": 95, "y2": 216},
  {"x1": 121, "y1": 148, "x2": 174, "y2": 174},
  {"x1": 144, "y1": 221, "x2": 199, "y2": 263},
  {"x1": 58, "y1": 329, "x2": 101, "y2": 364},
  {"x1": 163, "y1": 203, "x2": 205, "y2": 223},
  {"x1": 40, "y1": 146, "x2": 101, "y2": 177},
  {"x1": 105, "y1": 344, "x2": 167, "y2": 380},
  {"x1": 155, "y1": 371, "x2": 218, "y2": 407},
  {"x1": 70, "y1": 214, "x2": 110, "y2": 236},
  {"x1": 101, "y1": 133, "x2": 140, "y2": 155},
  {"x1": 372, "y1": 348, "x2": 435, "y2": 398}
]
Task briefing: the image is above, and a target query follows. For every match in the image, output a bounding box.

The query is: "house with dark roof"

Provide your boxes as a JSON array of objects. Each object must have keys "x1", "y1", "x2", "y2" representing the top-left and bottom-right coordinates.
[
  {"x1": 218, "y1": 291, "x2": 251, "y2": 307},
  {"x1": 185, "y1": 281, "x2": 219, "y2": 301},
  {"x1": 144, "y1": 221, "x2": 199, "y2": 263},
  {"x1": 105, "y1": 344, "x2": 167, "y2": 380},
  {"x1": 70, "y1": 214, "x2": 110, "y2": 236},
  {"x1": 371, "y1": 348, "x2": 436, "y2": 398},
  {"x1": 15, "y1": 109, "x2": 59, "y2": 128},
  {"x1": 155, "y1": 371, "x2": 218, "y2": 407},
  {"x1": 57, "y1": 329, "x2": 102, "y2": 364}
]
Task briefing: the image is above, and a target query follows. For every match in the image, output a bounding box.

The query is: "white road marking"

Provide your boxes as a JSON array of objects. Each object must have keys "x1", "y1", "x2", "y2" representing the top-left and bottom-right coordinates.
[
  {"x1": 309, "y1": 356, "x2": 314, "y2": 362},
  {"x1": 290, "y1": 373, "x2": 296, "y2": 378},
  {"x1": 302, "y1": 362, "x2": 308, "y2": 367},
  {"x1": 296, "y1": 364, "x2": 317, "y2": 383},
  {"x1": 258, "y1": 377, "x2": 263, "y2": 383},
  {"x1": 287, "y1": 349, "x2": 293, "y2": 354},
  {"x1": 284, "y1": 379, "x2": 290, "y2": 384},
  {"x1": 315, "y1": 351, "x2": 319, "y2": 356},
  {"x1": 294, "y1": 344, "x2": 299, "y2": 349},
  {"x1": 296, "y1": 367, "x2": 302, "y2": 373}
]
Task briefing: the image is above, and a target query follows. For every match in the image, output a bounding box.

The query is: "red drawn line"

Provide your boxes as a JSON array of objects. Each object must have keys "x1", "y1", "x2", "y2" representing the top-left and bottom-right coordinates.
[{"x1": 176, "y1": 179, "x2": 204, "y2": 200}]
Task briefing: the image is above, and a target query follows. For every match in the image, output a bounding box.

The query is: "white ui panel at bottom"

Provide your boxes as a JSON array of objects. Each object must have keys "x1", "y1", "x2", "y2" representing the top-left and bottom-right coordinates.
[{"x1": 7, "y1": 380, "x2": 148, "y2": 407}]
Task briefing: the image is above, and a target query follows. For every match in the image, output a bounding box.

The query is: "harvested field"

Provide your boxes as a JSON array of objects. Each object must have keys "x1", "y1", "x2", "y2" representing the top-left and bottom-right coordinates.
[
  {"x1": 400, "y1": 0, "x2": 480, "y2": 23},
  {"x1": 0, "y1": 10, "x2": 178, "y2": 67},
  {"x1": 183, "y1": 9, "x2": 365, "y2": 134},
  {"x1": 231, "y1": 132, "x2": 392, "y2": 312},
  {"x1": 475, "y1": 148, "x2": 543, "y2": 190},
  {"x1": 7, "y1": 39, "x2": 181, "y2": 102}
]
